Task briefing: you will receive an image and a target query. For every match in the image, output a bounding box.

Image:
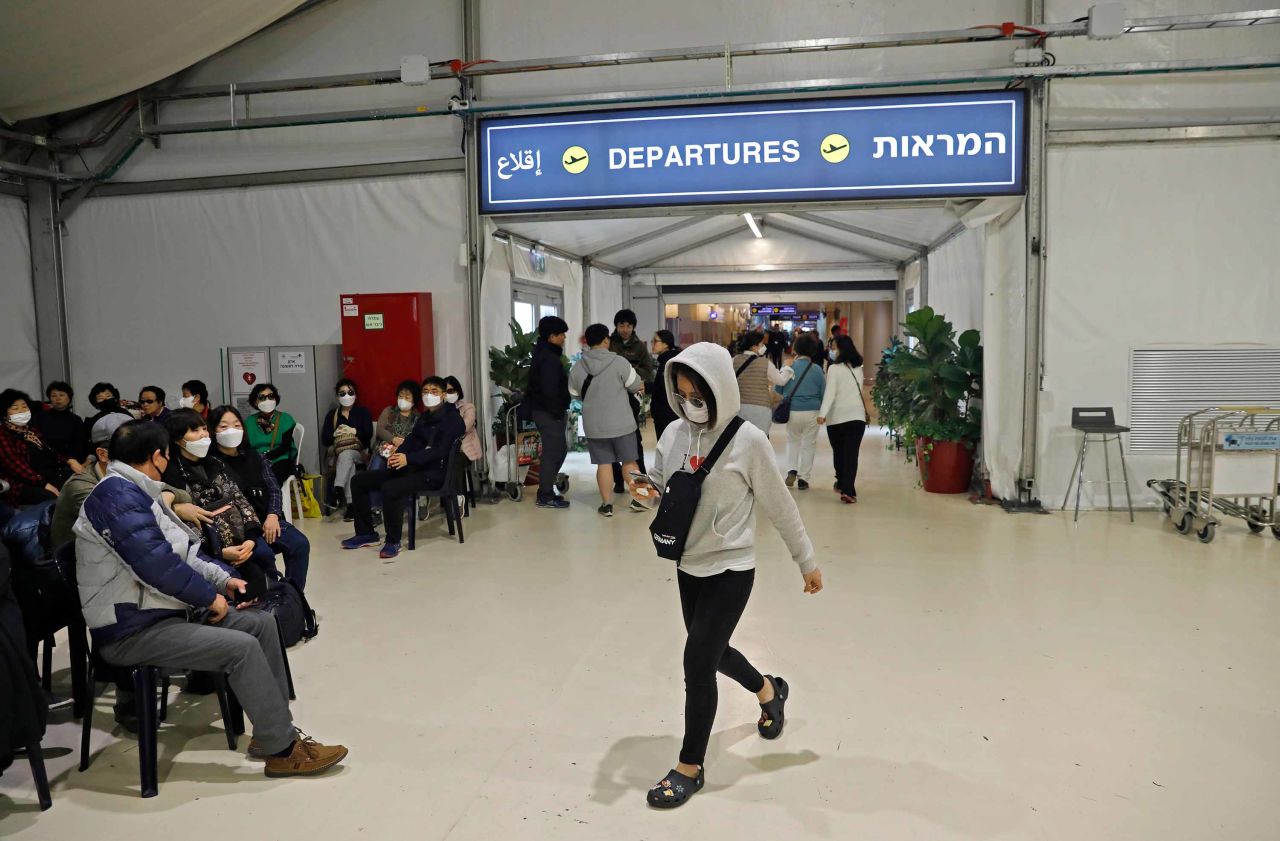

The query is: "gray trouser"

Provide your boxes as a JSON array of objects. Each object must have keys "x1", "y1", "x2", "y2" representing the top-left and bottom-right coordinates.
[
  {"x1": 531, "y1": 409, "x2": 568, "y2": 498},
  {"x1": 333, "y1": 447, "x2": 365, "y2": 489},
  {"x1": 101, "y1": 609, "x2": 296, "y2": 754}
]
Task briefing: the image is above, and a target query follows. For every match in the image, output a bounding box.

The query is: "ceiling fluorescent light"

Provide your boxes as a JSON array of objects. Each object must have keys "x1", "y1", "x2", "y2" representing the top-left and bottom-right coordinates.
[{"x1": 743, "y1": 212, "x2": 763, "y2": 239}]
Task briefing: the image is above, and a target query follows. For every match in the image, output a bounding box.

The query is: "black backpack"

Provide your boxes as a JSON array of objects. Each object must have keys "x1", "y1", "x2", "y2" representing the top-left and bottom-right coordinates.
[{"x1": 261, "y1": 579, "x2": 318, "y2": 647}]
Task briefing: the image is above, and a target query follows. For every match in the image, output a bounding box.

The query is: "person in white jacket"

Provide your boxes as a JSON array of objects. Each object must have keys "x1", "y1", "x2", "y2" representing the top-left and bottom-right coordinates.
[
  {"x1": 817, "y1": 334, "x2": 869, "y2": 503},
  {"x1": 632, "y1": 342, "x2": 823, "y2": 810}
]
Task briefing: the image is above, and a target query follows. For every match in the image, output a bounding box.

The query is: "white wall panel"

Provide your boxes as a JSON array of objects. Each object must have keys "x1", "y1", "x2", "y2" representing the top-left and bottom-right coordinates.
[
  {"x1": 60, "y1": 174, "x2": 469, "y2": 413},
  {"x1": 981, "y1": 206, "x2": 1026, "y2": 502},
  {"x1": 1039, "y1": 140, "x2": 1280, "y2": 508},
  {"x1": 0, "y1": 196, "x2": 39, "y2": 394},
  {"x1": 589, "y1": 269, "x2": 624, "y2": 329},
  {"x1": 927, "y1": 226, "x2": 985, "y2": 336}
]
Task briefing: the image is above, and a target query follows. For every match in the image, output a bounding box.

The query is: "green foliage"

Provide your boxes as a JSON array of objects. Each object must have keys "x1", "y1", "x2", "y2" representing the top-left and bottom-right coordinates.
[
  {"x1": 887, "y1": 307, "x2": 983, "y2": 450},
  {"x1": 488, "y1": 320, "x2": 537, "y2": 437},
  {"x1": 871, "y1": 337, "x2": 913, "y2": 452}
]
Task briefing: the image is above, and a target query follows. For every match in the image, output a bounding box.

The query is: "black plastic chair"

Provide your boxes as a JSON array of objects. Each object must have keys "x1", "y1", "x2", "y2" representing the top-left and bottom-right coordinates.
[{"x1": 407, "y1": 439, "x2": 468, "y2": 548}]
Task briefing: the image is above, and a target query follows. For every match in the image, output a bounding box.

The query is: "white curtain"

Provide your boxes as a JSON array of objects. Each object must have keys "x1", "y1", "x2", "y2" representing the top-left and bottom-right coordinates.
[
  {"x1": 0, "y1": 197, "x2": 39, "y2": 394},
  {"x1": 60, "y1": 174, "x2": 469, "y2": 413},
  {"x1": 927, "y1": 227, "x2": 986, "y2": 336},
  {"x1": 589, "y1": 269, "x2": 624, "y2": 330},
  {"x1": 1039, "y1": 139, "x2": 1280, "y2": 507},
  {"x1": 982, "y1": 207, "x2": 1027, "y2": 503}
]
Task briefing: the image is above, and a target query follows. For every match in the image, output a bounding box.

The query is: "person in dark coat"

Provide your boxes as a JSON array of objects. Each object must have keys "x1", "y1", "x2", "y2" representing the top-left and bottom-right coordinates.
[
  {"x1": 648, "y1": 330, "x2": 682, "y2": 442},
  {"x1": 525, "y1": 316, "x2": 571, "y2": 509},
  {"x1": 32, "y1": 380, "x2": 86, "y2": 465}
]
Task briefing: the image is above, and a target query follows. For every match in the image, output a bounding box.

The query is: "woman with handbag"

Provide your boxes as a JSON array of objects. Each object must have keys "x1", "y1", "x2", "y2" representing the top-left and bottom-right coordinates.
[
  {"x1": 321, "y1": 378, "x2": 374, "y2": 521},
  {"x1": 774, "y1": 334, "x2": 826, "y2": 491},
  {"x1": 210, "y1": 406, "x2": 311, "y2": 591},
  {"x1": 731, "y1": 330, "x2": 793, "y2": 436},
  {"x1": 631, "y1": 342, "x2": 822, "y2": 810},
  {"x1": 245, "y1": 383, "x2": 298, "y2": 487},
  {"x1": 817, "y1": 334, "x2": 870, "y2": 504}
]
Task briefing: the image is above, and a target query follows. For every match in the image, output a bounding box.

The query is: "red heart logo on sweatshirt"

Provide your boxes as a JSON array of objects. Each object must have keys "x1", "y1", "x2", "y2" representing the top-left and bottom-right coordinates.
[{"x1": 689, "y1": 455, "x2": 703, "y2": 471}]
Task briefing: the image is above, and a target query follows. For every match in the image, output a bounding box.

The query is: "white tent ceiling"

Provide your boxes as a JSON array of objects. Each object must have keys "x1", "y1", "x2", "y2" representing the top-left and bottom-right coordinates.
[{"x1": 0, "y1": 0, "x2": 304, "y2": 122}]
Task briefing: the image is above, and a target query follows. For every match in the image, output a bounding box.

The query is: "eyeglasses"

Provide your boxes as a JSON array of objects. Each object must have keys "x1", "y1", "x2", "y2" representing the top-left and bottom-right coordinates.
[
  {"x1": 675, "y1": 394, "x2": 707, "y2": 410},
  {"x1": 445, "y1": 389, "x2": 457, "y2": 395},
  {"x1": 140, "y1": 399, "x2": 157, "y2": 405},
  {"x1": 337, "y1": 390, "x2": 355, "y2": 397},
  {"x1": 259, "y1": 394, "x2": 278, "y2": 401}
]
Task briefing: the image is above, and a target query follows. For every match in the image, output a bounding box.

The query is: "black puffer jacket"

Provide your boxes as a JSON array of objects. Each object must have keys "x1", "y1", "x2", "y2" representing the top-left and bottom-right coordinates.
[
  {"x1": 0, "y1": 544, "x2": 48, "y2": 774},
  {"x1": 526, "y1": 339, "x2": 570, "y2": 419}
]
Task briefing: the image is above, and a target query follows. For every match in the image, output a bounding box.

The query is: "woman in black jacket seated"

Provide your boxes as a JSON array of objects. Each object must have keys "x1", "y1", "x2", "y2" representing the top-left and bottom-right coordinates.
[
  {"x1": 210, "y1": 407, "x2": 311, "y2": 591},
  {"x1": 161, "y1": 409, "x2": 267, "y2": 594},
  {"x1": 525, "y1": 316, "x2": 571, "y2": 510},
  {"x1": 320, "y1": 378, "x2": 374, "y2": 520}
]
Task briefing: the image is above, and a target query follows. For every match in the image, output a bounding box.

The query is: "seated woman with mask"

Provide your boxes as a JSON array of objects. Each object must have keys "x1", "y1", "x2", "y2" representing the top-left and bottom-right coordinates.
[
  {"x1": 443, "y1": 376, "x2": 482, "y2": 464},
  {"x1": 210, "y1": 406, "x2": 310, "y2": 591},
  {"x1": 161, "y1": 409, "x2": 267, "y2": 596},
  {"x1": 321, "y1": 378, "x2": 374, "y2": 520},
  {"x1": 1, "y1": 389, "x2": 81, "y2": 506},
  {"x1": 245, "y1": 382, "x2": 298, "y2": 487}
]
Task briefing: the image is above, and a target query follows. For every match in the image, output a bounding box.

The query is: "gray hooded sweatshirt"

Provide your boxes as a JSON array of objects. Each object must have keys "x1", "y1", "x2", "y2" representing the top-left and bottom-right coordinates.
[
  {"x1": 650, "y1": 342, "x2": 816, "y2": 578},
  {"x1": 569, "y1": 345, "x2": 643, "y2": 440}
]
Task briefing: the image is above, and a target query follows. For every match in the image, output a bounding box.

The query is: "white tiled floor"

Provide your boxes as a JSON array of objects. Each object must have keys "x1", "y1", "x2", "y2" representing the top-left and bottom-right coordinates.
[{"x1": 3, "y1": 427, "x2": 1279, "y2": 840}]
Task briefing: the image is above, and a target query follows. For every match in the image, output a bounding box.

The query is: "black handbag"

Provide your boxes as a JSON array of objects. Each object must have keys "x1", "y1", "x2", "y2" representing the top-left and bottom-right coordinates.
[
  {"x1": 260, "y1": 578, "x2": 318, "y2": 647},
  {"x1": 772, "y1": 360, "x2": 816, "y2": 425},
  {"x1": 648, "y1": 417, "x2": 744, "y2": 563}
]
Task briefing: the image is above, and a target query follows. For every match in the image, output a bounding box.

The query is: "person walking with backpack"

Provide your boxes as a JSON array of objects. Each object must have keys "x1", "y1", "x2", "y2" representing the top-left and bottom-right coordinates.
[
  {"x1": 818, "y1": 334, "x2": 870, "y2": 504},
  {"x1": 631, "y1": 342, "x2": 822, "y2": 810},
  {"x1": 776, "y1": 333, "x2": 826, "y2": 491},
  {"x1": 570, "y1": 324, "x2": 645, "y2": 517}
]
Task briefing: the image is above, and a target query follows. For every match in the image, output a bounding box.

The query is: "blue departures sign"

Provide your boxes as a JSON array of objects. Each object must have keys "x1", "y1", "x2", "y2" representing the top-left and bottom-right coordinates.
[{"x1": 479, "y1": 90, "x2": 1026, "y2": 213}]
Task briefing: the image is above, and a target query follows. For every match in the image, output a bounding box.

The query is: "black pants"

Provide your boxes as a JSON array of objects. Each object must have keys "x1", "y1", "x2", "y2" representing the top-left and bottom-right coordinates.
[
  {"x1": 531, "y1": 410, "x2": 568, "y2": 499},
  {"x1": 350, "y1": 467, "x2": 440, "y2": 544},
  {"x1": 827, "y1": 419, "x2": 867, "y2": 497},
  {"x1": 678, "y1": 569, "x2": 764, "y2": 767},
  {"x1": 269, "y1": 459, "x2": 294, "y2": 489}
]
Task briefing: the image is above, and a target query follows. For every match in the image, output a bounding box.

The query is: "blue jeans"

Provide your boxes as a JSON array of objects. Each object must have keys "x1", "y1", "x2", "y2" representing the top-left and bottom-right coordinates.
[
  {"x1": 0, "y1": 499, "x2": 56, "y2": 567},
  {"x1": 250, "y1": 520, "x2": 311, "y2": 591}
]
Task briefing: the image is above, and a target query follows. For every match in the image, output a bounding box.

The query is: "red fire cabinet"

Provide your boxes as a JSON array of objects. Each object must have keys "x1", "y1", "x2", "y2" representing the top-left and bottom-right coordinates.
[{"x1": 339, "y1": 293, "x2": 436, "y2": 410}]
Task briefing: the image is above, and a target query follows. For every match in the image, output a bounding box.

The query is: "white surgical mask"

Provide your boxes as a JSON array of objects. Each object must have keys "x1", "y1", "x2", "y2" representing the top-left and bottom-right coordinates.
[
  {"x1": 445, "y1": 393, "x2": 459, "y2": 404},
  {"x1": 338, "y1": 394, "x2": 356, "y2": 408},
  {"x1": 257, "y1": 399, "x2": 278, "y2": 414},
  {"x1": 8, "y1": 411, "x2": 32, "y2": 427},
  {"x1": 423, "y1": 393, "x2": 442, "y2": 408},
  {"x1": 397, "y1": 398, "x2": 413, "y2": 412},
  {"x1": 184, "y1": 437, "x2": 212, "y2": 458},
  {"x1": 216, "y1": 428, "x2": 244, "y2": 448},
  {"x1": 178, "y1": 395, "x2": 196, "y2": 409},
  {"x1": 829, "y1": 350, "x2": 839, "y2": 362},
  {"x1": 683, "y1": 403, "x2": 710, "y2": 425}
]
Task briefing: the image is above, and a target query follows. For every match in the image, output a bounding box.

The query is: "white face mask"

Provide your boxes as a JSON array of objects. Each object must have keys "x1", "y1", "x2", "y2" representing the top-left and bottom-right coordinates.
[
  {"x1": 216, "y1": 428, "x2": 244, "y2": 448},
  {"x1": 178, "y1": 395, "x2": 196, "y2": 409},
  {"x1": 683, "y1": 403, "x2": 710, "y2": 425},
  {"x1": 829, "y1": 350, "x2": 839, "y2": 362},
  {"x1": 397, "y1": 398, "x2": 413, "y2": 412},
  {"x1": 756, "y1": 346, "x2": 767, "y2": 356},
  {"x1": 422, "y1": 393, "x2": 442, "y2": 409},
  {"x1": 257, "y1": 399, "x2": 278, "y2": 414},
  {"x1": 184, "y1": 436, "x2": 212, "y2": 458},
  {"x1": 8, "y1": 411, "x2": 32, "y2": 427},
  {"x1": 338, "y1": 394, "x2": 356, "y2": 408},
  {"x1": 445, "y1": 393, "x2": 459, "y2": 404}
]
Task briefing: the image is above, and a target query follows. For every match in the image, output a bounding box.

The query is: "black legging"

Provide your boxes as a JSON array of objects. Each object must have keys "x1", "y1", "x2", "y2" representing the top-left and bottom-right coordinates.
[
  {"x1": 531, "y1": 410, "x2": 567, "y2": 499},
  {"x1": 678, "y1": 568, "x2": 764, "y2": 767},
  {"x1": 827, "y1": 419, "x2": 867, "y2": 497}
]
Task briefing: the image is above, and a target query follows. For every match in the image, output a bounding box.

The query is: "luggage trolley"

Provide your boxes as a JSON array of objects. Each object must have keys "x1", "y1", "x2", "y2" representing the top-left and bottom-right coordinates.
[
  {"x1": 491, "y1": 388, "x2": 569, "y2": 502},
  {"x1": 1147, "y1": 407, "x2": 1280, "y2": 544}
]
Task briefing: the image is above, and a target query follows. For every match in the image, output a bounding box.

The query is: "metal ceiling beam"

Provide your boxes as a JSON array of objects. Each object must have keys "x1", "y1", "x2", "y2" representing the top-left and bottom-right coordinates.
[
  {"x1": 763, "y1": 216, "x2": 906, "y2": 263},
  {"x1": 1048, "y1": 122, "x2": 1280, "y2": 145},
  {"x1": 0, "y1": 182, "x2": 25, "y2": 197},
  {"x1": 639, "y1": 261, "x2": 897, "y2": 274},
  {"x1": 487, "y1": 199, "x2": 951, "y2": 225},
  {"x1": 925, "y1": 221, "x2": 970, "y2": 253},
  {"x1": 783, "y1": 211, "x2": 926, "y2": 254},
  {"x1": 587, "y1": 217, "x2": 713, "y2": 261},
  {"x1": 628, "y1": 224, "x2": 746, "y2": 269},
  {"x1": 492, "y1": 229, "x2": 623, "y2": 275}
]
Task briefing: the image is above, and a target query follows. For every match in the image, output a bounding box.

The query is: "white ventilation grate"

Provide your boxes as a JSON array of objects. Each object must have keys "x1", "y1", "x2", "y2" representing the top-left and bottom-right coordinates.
[{"x1": 1129, "y1": 347, "x2": 1280, "y2": 452}]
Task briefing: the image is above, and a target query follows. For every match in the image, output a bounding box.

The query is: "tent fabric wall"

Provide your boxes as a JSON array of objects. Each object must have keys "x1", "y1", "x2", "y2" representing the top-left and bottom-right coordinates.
[
  {"x1": 927, "y1": 227, "x2": 986, "y2": 336},
  {"x1": 60, "y1": 174, "x2": 469, "y2": 415},
  {"x1": 589, "y1": 269, "x2": 624, "y2": 331},
  {"x1": 982, "y1": 207, "x2": 1027, "y2": 502},
  {"x1": 0, "y1": 196, "x2": 39, "y2": 395},
  {"x1": 1039, "y1": 139, "x2": 1280, "y2": 509}
]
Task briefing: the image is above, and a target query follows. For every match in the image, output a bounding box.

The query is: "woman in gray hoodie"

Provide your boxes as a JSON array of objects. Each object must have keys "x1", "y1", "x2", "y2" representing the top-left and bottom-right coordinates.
[{"x1": 634, "y1": 342, "x2": 823, "y2": 810}]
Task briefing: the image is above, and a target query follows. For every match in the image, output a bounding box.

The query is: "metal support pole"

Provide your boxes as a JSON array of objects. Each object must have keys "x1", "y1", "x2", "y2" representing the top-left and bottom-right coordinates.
[
  {"x1": 462, "y1": 0, "x2": 488, "y2": 480},
  {"x1": 918, "y1": 254, "x2": 929, "y2": 309},
  {"x1": 1017, "y1": 68, "x2": 1049, "y2": 508},
  {"x1": 582, "y1": 259, "x2": 593, "y2": 327},
  {"x1": 24, "y1": 150, "x2": 71, "y2": 385},
  {"x1": 622, "y1": 272, "x2": 633, "y2": 309}
]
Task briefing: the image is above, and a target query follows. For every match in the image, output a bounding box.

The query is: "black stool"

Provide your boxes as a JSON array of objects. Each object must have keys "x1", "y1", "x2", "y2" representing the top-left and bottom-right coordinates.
[{"x1": 1061, "y1": 407, "x2": 1135, "y2": 522}]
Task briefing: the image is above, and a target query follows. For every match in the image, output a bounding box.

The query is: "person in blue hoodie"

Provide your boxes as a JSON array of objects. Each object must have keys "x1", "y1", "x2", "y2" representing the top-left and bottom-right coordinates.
[{"x1": 776, "y1": 333, "x2": 827, "y2": 491}]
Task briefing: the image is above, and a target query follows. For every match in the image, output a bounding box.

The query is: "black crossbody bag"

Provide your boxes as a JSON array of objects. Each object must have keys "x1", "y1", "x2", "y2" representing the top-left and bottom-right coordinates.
[{"x1": 649, "y1": 417, "x2": 745, "y2": 563}]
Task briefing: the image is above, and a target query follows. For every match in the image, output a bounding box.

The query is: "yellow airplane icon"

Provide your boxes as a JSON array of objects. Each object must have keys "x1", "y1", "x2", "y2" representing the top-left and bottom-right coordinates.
[
  {"x1": 820, "y1": 133, "x2": 850, "y2": 164},
  {"x1": 562, "y1": 146, "x2": 590, "y2": 174}
]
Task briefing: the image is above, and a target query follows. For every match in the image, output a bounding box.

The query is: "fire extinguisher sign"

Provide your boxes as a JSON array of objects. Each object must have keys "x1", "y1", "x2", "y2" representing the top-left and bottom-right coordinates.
[
  {"x1": 364, "y1": 313, "x2": 385, "y2": 330},
  {"x1": 342, "y1": 296, "x2": 358, "y2": 317}
]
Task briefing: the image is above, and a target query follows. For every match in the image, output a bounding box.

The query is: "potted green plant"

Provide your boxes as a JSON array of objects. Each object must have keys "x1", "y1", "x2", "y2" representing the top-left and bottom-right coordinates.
[
  {"x1": 871, "y1": 336, "x2": 912, "y2": 453},
  {"x1": 488, "y1": 319, "x2": 537, "y2": 444},
  {"x1": 889, "y1": 307, "x2": 982, "y2": 493}
]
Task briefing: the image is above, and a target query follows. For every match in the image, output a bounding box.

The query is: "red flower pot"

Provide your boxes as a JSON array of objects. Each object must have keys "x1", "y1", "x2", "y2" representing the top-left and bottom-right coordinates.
[{"x1": 916, "y1": 437, "x2": 974, "y2": 494}]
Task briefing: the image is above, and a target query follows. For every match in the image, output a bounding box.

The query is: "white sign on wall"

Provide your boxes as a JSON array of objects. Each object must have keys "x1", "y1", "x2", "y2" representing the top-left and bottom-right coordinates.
[
  {"x1": 230, "y1": 351, "x2": 268, "y2": 395},
  {"x1": 277, "y1": 351, "x2": 307, "y2": 374}
]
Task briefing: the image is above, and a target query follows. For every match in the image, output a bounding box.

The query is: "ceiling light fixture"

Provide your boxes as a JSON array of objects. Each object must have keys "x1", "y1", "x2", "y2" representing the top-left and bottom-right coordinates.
[{"x1": 743, "y1": 212, "x2": 763, "y2": 239}]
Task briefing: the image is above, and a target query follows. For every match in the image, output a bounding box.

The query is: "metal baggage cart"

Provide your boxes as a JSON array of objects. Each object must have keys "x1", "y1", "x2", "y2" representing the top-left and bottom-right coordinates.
[
  {"x1": 491, "y1": 388, "x2": 569, "y2": 502},
  {"x1": 1147, "y1": 406, "x2": 1280, "y2": 543}
]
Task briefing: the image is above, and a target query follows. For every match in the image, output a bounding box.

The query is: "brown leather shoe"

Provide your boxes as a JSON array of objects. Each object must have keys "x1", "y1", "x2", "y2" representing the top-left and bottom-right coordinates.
[{"x1": 263, "y1": 736, "x2": 348, "y2": 778}]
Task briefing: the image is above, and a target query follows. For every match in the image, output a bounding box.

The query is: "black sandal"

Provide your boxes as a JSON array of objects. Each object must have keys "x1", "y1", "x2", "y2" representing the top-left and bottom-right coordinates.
[
  {"x1": 647, "y1": 767, "x2": 705, "y2": 809},
  {"x1": 757, "y1": 675, "x2": 789, "y2": 740}
]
